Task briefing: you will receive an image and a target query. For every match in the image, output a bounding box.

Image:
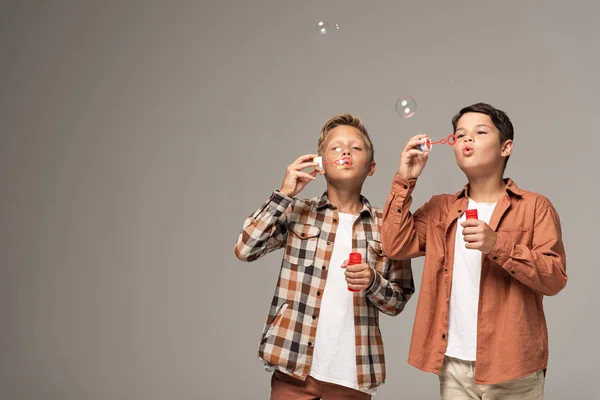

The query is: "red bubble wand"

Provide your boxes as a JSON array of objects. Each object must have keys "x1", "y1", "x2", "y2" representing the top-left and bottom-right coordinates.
[{"x1": 419, "y1": 134, "x2": 459, "y2": 151}]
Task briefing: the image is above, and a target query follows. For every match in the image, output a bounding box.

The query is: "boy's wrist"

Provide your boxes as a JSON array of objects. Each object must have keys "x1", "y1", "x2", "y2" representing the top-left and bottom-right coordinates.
[
  {"x1": 395, "y1": 172, "x2": 415, "y2": 182},
  {"x1": 268, "y1": 190, "x2": 293, "y2": 210},
  {"x1": 275, "y1": 189, "x2": 293, "y2": 199},
  {"x1": 365, "y1": 267, "x2": 378, "y2": 292},
  {"x1": 392, "y1": 174, "x2": 416, "y2": 193}
]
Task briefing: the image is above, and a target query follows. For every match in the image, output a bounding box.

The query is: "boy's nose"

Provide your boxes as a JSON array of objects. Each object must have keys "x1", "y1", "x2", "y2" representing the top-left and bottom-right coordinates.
[
  {"x1": 464, "y1": 136, "x2": 474, "y2": 143},
  {"x1": 342, "y1": 149, "x2": 351, "y2": 156}
]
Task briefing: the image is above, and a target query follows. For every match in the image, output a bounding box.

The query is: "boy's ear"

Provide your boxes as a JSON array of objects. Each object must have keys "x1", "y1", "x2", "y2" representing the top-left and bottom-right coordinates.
[
  {"x1": 367, "y1": 161, "x2": 376, "y2": 176},
  {"x1": 501, "y1": 140, "x2": 513, "y2": 157}
]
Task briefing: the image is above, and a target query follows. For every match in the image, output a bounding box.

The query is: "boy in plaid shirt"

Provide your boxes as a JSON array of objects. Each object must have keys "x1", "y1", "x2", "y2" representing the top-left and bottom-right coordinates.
[{"x1": 235, "y1": 114, "x2": 415, "y2": 399}]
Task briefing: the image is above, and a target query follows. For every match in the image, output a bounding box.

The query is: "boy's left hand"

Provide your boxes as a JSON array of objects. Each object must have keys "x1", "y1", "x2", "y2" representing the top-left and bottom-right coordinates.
[
  {"x1": 461, "y1": 219, "x2": 498, "y2": 254},
  {"x1": 342, "y1": 260, "x2": 374, "y2": 291}
]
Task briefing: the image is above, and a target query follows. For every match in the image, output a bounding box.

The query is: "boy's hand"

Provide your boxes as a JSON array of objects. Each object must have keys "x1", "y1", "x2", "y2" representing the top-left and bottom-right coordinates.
[
  {"x1": 397, "y1": 134, "x2": 430, "y2": 180},
  {"x1": 461, "y1": 219, "x2": 498, "y2": 254},
  {"x1": 279, "y1": 154, "x2": 319, "y2": 198},
  {"x1": 342, "y1": 260, "x2": 375, "y2": 291}
]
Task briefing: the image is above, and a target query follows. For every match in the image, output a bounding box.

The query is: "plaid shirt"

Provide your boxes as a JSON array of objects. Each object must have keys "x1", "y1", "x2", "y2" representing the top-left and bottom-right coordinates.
[{"x1": 234, "y1": 190, "x2": 415, "y2": 390}]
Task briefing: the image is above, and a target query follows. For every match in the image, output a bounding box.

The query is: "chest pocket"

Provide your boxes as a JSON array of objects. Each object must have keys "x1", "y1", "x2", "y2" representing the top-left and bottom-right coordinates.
[
  {"x1": 366, "y1": 239, "x2": 386, "y2": 274},
  {"x1": 496, "y1": 227, "x2": 533, "y2": 248},
  {"x1": 285, "y1": 223, "x2": 321, "y2": 267}
]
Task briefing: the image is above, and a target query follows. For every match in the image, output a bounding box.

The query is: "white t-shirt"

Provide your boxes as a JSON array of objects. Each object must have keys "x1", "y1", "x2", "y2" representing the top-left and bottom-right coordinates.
[
  {"x1": 308, "y1": 213, "x2": 375, "y2": 395},
  {"x1": 445, "y1": 198, "x2": 496, "y2": 361}
]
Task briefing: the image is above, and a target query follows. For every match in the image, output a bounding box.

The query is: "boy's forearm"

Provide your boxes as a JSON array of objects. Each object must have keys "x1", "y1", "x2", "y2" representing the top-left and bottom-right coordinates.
[
  {"x1": 365, "y1": 260, "x2": 414, "y2": 316},
  {"x1": 234, "y1": 190, "x2": 292, "y2": 262},
  {"x1": 486, "y1": 203, "x2": 567, "y2": 296},
  {"x1": 382, "y1": 174, "x2": 425, "y2": 259}
]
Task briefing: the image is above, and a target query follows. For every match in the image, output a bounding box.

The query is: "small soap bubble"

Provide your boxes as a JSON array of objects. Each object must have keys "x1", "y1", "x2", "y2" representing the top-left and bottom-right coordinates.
[
  {"x1": 316, "y1": 20, "x2": 328, "y2": 34},
  {"x1": 395, "y1": 96, "x2": 417, "y2": 119},
  {"x1": 335, "y1": 24, "x2": 340, "y2": 30}
]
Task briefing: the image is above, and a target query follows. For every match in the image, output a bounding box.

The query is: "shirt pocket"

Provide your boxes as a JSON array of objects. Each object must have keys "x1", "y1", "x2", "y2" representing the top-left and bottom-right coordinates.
[
  {"x1": 425, "y1": 217, "x2": 446, "y2": 260},
  {"x1": 284, "y1": 223, "x2": 321, "y2": 267},
  {"x1": 497, "y1": 227, "x2": 533, "y2": 247},
  {"x1": 263, "y1": 302, "x2": 290, "y2": 340},
  {"x1": 367, "y1": 239, "x2": 386, "y2": 274},
  {"x1": 424, "y1": 217, "x2": 447, "y2": 282}
]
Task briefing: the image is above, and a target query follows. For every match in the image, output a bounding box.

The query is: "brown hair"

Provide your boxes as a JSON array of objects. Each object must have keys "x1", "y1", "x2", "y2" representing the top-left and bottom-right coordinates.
[
  {"x1": 317, "y1": 114, "x2": 374, "y2": 162},
  {"x1": 452, "y1": 102, "x2": 514, "y2": 167}
]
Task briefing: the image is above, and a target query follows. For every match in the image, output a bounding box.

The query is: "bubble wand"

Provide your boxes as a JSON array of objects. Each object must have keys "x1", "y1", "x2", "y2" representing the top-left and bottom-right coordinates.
[
  {"x1": 312, "y1": 156, "x2": 353, "y2": 172},
  {"x1": 418, "y1": 134, "x2": 459, "y2": 152}
]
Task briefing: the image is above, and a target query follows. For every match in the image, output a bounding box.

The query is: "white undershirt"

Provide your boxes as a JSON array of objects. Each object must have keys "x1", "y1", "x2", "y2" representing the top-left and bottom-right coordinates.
[
  {"x1": 309, "y1": 213, "x2": 375, "y2": 394},
  {"x1": 446, "y1": 198, "x2": 496, "y2": 361}
]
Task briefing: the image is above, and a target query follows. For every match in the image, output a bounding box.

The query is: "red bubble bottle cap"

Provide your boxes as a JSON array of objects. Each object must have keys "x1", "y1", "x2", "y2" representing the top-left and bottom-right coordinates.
[
  {"x1": 347, "y1": 252, "x2": 362, "y2": 292},
  {"x1": 348, "y1": 252, "x2": 362, "y2": 265},
  {"x1": 465, "y1": 209, "x2": 478, "y2": 220}
]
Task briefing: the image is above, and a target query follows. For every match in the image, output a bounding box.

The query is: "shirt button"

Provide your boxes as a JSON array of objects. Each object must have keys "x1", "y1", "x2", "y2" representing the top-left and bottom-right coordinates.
[
  {"x1": 308, "y1": 342, "x2": 313, "y2": 347},
  {"x1": 457, "y1": 210, "x2": 462, "y2": 213},
  {"x1": 317, "y1": 291, "x2": 321, "y2": 296},
  {"x1": 321, "y1": 266, "x2": 326, "y2": 270},
  {"x1": 403, "y1": 185, "x2": 408, "y2": 189},
  {"x1": 333, "y1": 219, "x2": 338, "y2": 223},
  {"x1": 442, "y1": 334, "x2": 446, "y2": 339},
  {"x1": 301, "y1": 233, "x2": 306, "y2": 237},
  {"x1": 327, "y1": 241, "x2": 331, "y2": 245},
  {"x1": 397, "y1": 208, "x2": 402, "y2": 213},
  {"x1": 312, "y1": 315, "x2": 316, "y2": 320}
]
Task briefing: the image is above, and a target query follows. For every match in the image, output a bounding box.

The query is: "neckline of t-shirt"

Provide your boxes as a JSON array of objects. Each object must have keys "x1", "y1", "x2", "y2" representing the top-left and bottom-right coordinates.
[
  {"x1": 338, "y1": 212, "x2": 359, "y2": 220},
  {"x1": 467, "y1": 197, "x2": 497, "y2": 207}
]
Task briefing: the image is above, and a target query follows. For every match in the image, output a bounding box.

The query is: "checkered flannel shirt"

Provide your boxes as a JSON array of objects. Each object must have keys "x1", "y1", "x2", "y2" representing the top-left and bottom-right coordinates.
[{"x1": 234, "y1": 190, "x2": 415, "y2": 390}]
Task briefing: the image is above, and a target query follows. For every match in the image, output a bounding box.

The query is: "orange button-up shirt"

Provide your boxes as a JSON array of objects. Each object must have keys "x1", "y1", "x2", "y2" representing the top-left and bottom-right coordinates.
[{"x1": 382, "y1": 175, "x2": 567, "y2": 384}]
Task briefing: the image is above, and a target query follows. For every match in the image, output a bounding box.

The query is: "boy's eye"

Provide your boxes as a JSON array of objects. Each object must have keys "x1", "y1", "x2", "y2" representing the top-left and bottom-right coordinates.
[
  {"x1": 456, "y1": 133, "x2": 465, "y2": 138},
  {"x1": 477, "y1": 131, "x2": 487, "y2": 134},
  {"x1": 353, "y1": 147, "x2": 362, "y2": 150}
]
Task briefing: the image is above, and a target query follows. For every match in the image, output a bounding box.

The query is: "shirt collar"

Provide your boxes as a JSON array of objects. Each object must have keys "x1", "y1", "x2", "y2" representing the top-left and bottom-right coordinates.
[
  {"x1": 454, "y1": 177, "x2": 524, "y2": 199},
  {"x1": 316, "y1": 191, "x2": 374, "y2": 217}
]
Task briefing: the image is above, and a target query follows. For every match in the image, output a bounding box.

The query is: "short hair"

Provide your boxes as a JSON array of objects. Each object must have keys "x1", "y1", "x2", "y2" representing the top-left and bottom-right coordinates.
[
  {"x1": 317, "y1": 114, "x2": 374, "y2": 162},
  {"x1": 452, "y1": 102, "x2": 514, "y2": 166}
]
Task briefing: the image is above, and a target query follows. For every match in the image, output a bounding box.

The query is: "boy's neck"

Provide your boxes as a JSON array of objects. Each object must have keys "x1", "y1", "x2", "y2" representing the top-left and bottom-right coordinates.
[
  {"x1": 326, "y1": 183, "x2": 363, "y2": 215},
  {"x1": 466, "y1": 174, "x2": 506, "y2": 203}
]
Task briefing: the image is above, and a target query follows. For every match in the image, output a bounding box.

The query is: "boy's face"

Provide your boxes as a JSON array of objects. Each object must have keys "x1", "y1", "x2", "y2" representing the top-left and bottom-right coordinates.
[
  {"x1": 453, "y1": 112, "x2": 512, "y2": 177},
  {"x1": 320, "y1": 125, "x2": 376, "y2": 182}
]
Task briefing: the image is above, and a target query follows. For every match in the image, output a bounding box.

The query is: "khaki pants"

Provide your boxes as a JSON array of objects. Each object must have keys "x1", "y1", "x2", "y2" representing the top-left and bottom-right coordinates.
[
  {"x1": 271, "y1": 370, "x2": 371, "y2": 400},
  {"x1": 440, "y1": 356, "x2": 545, "y2": 400}
]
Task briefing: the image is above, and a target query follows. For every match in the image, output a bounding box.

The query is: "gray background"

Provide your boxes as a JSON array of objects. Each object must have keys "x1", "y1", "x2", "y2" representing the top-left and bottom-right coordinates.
[{"x1": 1, "y1": 0, "x2": 598, "y2": 399}]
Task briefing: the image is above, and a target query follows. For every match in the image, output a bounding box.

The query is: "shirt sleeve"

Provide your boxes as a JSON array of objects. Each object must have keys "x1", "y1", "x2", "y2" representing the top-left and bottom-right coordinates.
[
  {"x1": 486, "y1": 196, "x2": 567, "y2": 296},
  {"x1": 234, "y1": 190, "x2": 292, "y2": 262},
  {"x1": 382, "y1": 173, "x2": 430, "y2": 260},
  {"x1": 365, "y1": 258, "x2": 415, "y2": 316}
]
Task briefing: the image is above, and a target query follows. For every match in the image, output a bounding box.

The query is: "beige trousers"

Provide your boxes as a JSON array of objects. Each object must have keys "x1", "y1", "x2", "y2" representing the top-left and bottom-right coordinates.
[{"x1": 440, "y1": 356, "x2": 545, "y2": 400}]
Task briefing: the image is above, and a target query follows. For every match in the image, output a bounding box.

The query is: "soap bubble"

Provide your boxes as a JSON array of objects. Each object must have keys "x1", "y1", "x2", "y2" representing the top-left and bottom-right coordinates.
[
  {"x1": 395, "y1": 96, "x2": 417, "y2": 118},
  {"x1": 316, "y1": 21, "x2": 328, "y2": 34}
]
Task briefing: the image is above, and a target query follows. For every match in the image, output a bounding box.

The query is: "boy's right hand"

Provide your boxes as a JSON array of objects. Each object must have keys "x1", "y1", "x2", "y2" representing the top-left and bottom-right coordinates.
[
  {"x1": 397, "y1": 134, "x2": 430, "y2": 180},
  {"x1": 279, "y1": 154, "x2": 319, "y2": 198}
]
